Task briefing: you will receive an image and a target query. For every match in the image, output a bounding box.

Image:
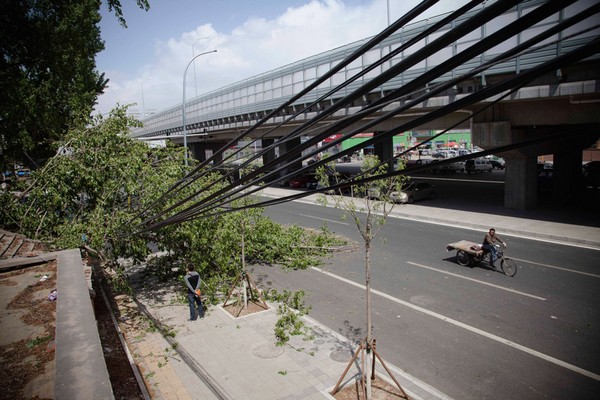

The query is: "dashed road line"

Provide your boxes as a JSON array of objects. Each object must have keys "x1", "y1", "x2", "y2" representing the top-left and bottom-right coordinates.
[
  {"x1": 406, "y1": 261, "x2": 546, "y2": 300},
  {"x1": 510, "y1": 257, "x2": 600, "y2": 278}
]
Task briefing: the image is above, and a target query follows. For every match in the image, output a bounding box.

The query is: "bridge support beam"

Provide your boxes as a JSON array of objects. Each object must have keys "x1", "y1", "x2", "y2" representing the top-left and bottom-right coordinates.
[
  {"x1": 504, "y1": 155, "x2": 538, "y2": 210},
  {"x1": 261, "y1": 137, "x2": 303, "y2": 183},
  {"x1": 553, "y1": 149, "x2": 583, "y2": 204},
  {"x1": 472, "y1": 121, "x2": 600, "y2": 210},
  {"x1": 261, "y1": 138, "x2": 277, "y2": 167},
  {"x1": 374, "y1": 131, "x2": 394, "y2": 172},
  {"x1": 472, "y1": 121, "x2": 540, "y2": 210},
  {"x1": 261, "y1": 138, "x2": 279, "y2": 183},
  {"x1": 280, "y1": 136, "x2": 303, "y2": 175},
  {"x1": 189, "y1": 142, "x2": 223, "y2": 164}
]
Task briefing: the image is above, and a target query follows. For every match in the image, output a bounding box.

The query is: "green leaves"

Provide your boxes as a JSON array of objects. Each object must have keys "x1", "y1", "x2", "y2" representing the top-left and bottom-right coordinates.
[
  {"x1": 265, "y1": 289, "x2": 313, "y2": 346},
  {"x1": 0, "y1": 0, "x2": 109, "y2": 166},
  {"x1": 0, "y1": 0, "x2": 150, "y2": 170},
  {"x1": 2, "y1": 106, "x2": 178, "y2": 260}
]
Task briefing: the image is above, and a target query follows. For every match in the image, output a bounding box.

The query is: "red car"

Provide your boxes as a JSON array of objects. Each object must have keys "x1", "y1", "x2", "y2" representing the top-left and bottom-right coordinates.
[{"x1": 289, "y1": 173, "x2": 318, "y2": 189}]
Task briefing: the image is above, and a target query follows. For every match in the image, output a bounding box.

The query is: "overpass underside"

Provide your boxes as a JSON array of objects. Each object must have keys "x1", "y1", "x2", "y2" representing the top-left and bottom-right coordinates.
[{"x1": 471, "y1": 66, "x2": 600, "y2": 209}]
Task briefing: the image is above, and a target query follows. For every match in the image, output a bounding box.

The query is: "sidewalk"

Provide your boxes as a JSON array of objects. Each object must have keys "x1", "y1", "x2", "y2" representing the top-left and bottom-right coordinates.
[
  {"x1": 133, "y1": 295, "x2": 450, "y2": 400},
  {"x1": 129, "y1": 187, "x2": 599, "y2": 400}
]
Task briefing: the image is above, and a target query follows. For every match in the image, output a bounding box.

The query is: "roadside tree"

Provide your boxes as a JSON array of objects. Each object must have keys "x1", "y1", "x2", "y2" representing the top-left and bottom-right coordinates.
[
  {"x1": 0, "y1": 0, "x2": 149, "y2": 170},
  {"x1": 317, "y1": 154, "x2": 410, "y2": 399}
]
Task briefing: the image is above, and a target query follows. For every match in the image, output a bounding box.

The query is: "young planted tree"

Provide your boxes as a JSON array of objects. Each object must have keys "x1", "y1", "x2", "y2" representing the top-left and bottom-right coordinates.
[
  {"x1": 317, "y1": 155, "x2": 409, "y2": 399},
  {"x1": 221, "y1": 184, "x2": 269, "y2": 314}
]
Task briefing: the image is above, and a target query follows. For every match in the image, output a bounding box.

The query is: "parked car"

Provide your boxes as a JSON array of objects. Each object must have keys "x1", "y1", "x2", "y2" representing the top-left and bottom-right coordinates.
[
  {"x1": 431, "y1": 160, "x2": 465, "y2": 174},
  {"x1": 465, "y1": 158, "x2": 493, "y2": 173},
  {"x1": 368, "y1": 181, "x2": 435, "y2": 204},
  {"x1": 406, "y1": 158, "x2": 435, "y2": 171},
  {"x1": 316, "y1": 171, "x2": 354, "y2": 194},
  {"x1": 288, "y1": 173, "x2": 318, "y2": 189},
  {"x1": 490, "y1": 159, "x2": 505, "y2": 169},
  {"x1": 450, "y1": 161, "x2": 466, "y2": 173}
]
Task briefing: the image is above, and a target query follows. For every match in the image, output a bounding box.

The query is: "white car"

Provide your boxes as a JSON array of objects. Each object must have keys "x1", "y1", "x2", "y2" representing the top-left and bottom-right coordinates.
[
  {"x1": 368, "y1": 182, "x2": 435, "y2": 204},
  {"x1": 465, "y1": 158, "x2": 493, "y2": 173}
]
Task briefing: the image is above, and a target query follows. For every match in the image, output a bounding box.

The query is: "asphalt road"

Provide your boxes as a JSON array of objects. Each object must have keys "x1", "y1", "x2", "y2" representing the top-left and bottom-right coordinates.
[{"x1": 257, "y1": 199, "x2": 600, "y2": 400}]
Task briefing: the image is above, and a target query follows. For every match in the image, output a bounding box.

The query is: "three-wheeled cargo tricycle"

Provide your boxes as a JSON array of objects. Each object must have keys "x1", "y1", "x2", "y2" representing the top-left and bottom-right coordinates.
[{"x1": 446, "y1": 240, "x2": 517, "y2": 277}]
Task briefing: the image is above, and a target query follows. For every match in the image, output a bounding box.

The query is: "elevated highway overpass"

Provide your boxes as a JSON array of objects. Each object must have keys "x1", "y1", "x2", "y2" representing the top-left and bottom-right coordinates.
[{"x1": 131, "y1": 0, "x2": 600, "y2": 210}]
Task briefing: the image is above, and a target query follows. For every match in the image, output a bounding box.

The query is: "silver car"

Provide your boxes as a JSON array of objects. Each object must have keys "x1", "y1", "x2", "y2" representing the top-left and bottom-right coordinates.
[{"x1": 368, "y1": 182, "x2": 435, "y2": 204}]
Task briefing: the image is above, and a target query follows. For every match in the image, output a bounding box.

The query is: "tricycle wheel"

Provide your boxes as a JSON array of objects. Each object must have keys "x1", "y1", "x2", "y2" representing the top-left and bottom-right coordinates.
[
  {"x1": 501, "y1": 258, "x2": 517, "y2": 277},
  {"x1": 456, "y1": 250, "x2": 470, "y2": 266}
]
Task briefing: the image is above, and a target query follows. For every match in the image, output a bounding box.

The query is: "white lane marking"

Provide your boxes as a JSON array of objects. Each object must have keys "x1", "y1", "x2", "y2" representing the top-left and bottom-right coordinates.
[
  {"x1": 510, "y1": 257, "x2": 600, "y2": 278},
  {"x1": 406, "y1": 261, "x2": 546, "y2": 301},
  {"x1": 298, "y1": 213, "x2": 350, "y2": 226},
  {"x1": 311, "y1": 266, "x2": 600, "y2": 382}
]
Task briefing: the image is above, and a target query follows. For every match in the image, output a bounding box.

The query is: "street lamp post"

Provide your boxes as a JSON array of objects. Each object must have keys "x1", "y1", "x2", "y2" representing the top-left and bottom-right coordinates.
[
  {"x1": 182, "y1": 49, "x2": 217, "y2": 167},
  {"x1": 386, "y1": 0, "x2": 390, "y2": 26},
  {"x1": 192, "y1": 36, "x2": 211, "y2": 97}
]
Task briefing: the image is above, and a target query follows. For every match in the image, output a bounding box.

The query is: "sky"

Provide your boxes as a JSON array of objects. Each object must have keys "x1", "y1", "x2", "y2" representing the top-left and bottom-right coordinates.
[{"x1": 95, "y1": 0, "x2": 468, "y2": 117}]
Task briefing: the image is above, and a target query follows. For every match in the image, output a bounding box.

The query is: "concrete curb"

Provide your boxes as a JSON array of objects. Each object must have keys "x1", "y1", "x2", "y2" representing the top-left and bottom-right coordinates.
[{"x1": 54, "y1": 249, "x2": 114, "y2": 400}]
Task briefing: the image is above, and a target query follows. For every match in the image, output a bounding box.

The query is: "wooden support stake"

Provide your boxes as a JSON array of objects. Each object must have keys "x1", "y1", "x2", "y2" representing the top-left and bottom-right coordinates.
[
  {"x1": 372, "y1": 346, "x2": 410, "y2": 399},
  {"x1": 245, "y1": 272, "x2": 269, "y2": 309},
  {"x1": 222, "y1": 273, "x2": 242, "y2": 307},
  {"x1": 331, "y1": 341, "x2": 365, "y2": 395}
]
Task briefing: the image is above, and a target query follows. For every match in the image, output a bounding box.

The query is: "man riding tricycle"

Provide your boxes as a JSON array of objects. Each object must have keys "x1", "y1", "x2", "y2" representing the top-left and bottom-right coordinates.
[{"x1": 446, "y1": 228, "x2": 517, "y2": 277}]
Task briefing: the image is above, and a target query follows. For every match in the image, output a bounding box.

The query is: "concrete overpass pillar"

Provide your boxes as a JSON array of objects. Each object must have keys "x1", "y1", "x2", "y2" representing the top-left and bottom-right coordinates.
[
  {"x1": 472, "y1": 122, "x2": 600, "y2": 209},
  {"x1": 552, "y1": 149, "x2": 583, "y2": 204},
  {"x1": 472, "y1": 121, "x2": 539, "y2": 210},
  {"x1": 261, "y1": 137, "x2": 303, "y2": 182},
  {"x1": 280, "y1": 136, "x2": 302, "y2": 174},
  {"x1": 374, "y1": 131, "x2": 394, "y2": 172},
  {"x1": 189, "y1": 143, "x2": 223, "y2": 164},
  {"x1": 504, "y1": 156, "x2": 538, "y2": 210},
  {"x1": 261, "y1": 138, "x2": 279, "y2": 183},
  {"x1": 261, "y1": 138, "x2": 277, "y2": 166}
]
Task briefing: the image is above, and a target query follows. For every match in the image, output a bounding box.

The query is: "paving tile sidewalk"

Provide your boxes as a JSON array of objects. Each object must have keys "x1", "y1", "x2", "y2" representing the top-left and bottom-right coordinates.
[{"x1": 141, "y1": 299, "x2": 451, "y2": 400}]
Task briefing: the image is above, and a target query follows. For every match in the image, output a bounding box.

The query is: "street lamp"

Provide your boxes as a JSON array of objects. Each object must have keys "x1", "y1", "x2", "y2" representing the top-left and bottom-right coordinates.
[
  {"x1": 182, "y1": 49, "x2": 217, "y2": 167},
  {"x1": 386, "y1": 0, "x2": 390, "y2": 26},
  {"x1": 192, "y1": 36, "x2": 211, "y2": 97}
]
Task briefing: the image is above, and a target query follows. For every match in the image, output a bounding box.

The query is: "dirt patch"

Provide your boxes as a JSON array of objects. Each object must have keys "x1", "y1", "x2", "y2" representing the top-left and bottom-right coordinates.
[
  {"x1": 0, "y1": 263, "x2": 57, "y2": 399},
  {"x1": 333, "y1": 376, "x2": 408, "y2": 400},
  {"x1": 91, "y1": 263, "x2": 145, "y2": 399},
  {"x1": 222, "y1": 298, "x2": 270, "y2": 318}
]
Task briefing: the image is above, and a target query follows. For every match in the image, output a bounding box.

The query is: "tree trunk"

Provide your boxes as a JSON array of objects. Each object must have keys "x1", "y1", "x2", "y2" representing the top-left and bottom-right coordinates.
[
  {"x1": 241, "y1": 221, "x2": 247, "y2": 308},
  {"x1": 365, "y1": 233, "x2": 372, "y2": 400}
]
